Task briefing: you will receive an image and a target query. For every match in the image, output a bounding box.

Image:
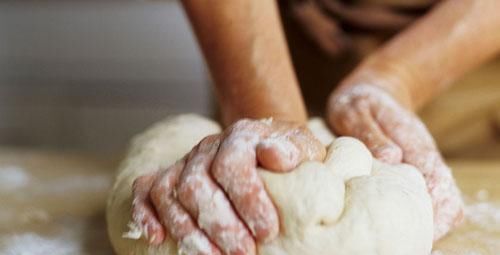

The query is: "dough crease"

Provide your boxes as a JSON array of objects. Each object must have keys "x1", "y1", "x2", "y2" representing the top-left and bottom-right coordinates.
[{"x1": 107, "y1": 114, "x2": 433, "y2": 255}]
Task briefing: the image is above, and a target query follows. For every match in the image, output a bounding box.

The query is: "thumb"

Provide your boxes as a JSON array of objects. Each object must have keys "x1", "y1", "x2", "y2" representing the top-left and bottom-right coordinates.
[{"x1": 256, "y1": 128, "x2": 326, "y2": 172}]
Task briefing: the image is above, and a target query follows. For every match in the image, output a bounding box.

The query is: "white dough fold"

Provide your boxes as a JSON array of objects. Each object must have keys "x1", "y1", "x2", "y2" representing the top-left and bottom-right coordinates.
[{"x1": 107, "y1": 114, "x2": 433, "y2": 255}]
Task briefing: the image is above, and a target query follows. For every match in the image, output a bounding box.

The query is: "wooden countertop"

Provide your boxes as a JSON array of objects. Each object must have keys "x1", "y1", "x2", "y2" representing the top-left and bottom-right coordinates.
[
  {"x1": 433, "y1": 160, "x2": 500, "y2": 254},
  {"x1": 0, "y1": 149, "x2": 498, "y2": 254}
]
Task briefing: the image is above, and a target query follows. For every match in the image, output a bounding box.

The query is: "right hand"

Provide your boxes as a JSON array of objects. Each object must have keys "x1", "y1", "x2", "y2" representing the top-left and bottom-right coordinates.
[
  {"x1": 327, "y1": 84, "x2": 464, "y2": 240},
  {"x1": 131, "y1": 118, "x2": 326, "y2": 255}
]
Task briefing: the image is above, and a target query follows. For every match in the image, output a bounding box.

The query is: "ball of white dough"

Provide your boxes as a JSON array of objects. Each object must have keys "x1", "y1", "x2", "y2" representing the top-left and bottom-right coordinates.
[{"x1": 107, "y1": 114, "x2": 433, "y2": 255}]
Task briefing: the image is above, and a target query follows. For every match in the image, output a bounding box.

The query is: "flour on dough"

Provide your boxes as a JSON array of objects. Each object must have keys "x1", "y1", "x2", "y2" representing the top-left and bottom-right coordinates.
[{"x1": 107, "y1": 114, "x2": 433, "y2": 255}]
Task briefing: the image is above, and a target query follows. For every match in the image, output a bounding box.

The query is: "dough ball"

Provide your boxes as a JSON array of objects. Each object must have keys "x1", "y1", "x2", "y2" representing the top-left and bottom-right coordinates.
[
  {"x1": 107, "y1": 114, "x2": 433, "y2": 255},
  {"x1": 106, "y1": 114, "x2": 221, "y2": 255}
]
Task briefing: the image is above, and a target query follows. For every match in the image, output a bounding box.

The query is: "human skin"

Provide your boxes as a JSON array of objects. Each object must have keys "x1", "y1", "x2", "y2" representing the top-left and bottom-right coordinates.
[
  {"x1": 132, "y1": 120, "x2": 326, "y2": 254},
  {"x1": 182, "y1": 1, "x2": 308, "y2": 126},
  {"x1": 132, "y1": 2, "x2": 320, "y2": 254},
  {"x1": 132, "y1": 0, "x2": 500, "y2": 253},
  {"x1": 328, "y1": 0, "x2": 500, "y2": 240}
]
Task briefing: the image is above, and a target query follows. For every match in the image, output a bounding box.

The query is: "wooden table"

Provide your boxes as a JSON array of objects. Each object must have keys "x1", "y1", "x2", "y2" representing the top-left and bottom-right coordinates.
[
  {"x1": 0, "y1": 149, "x2": 116, "y2": 255},
  {"x1": 433, "y1": 160, "x2": 500, "y2": 254},
  {"x1": 0, "y1": 149, "x2": 498, "y2": 254}
]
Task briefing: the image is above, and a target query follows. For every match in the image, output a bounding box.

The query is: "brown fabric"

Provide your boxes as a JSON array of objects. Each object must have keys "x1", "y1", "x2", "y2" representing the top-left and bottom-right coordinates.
[
  {"x1": 285, "y1": 0, "x2": 434, "y2": 58},
  {"x1": 278, "y1": 0, "x2": 435, "y2": 116}
]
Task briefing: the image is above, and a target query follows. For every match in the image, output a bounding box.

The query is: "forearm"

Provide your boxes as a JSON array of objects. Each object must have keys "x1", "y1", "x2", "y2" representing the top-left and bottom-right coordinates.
[
  {"x1": 182, "y1": 1, "x2": 307, "y2": 125},
  {"x1": 339, "y1": 0, "x2": 500, "y2": 110}
]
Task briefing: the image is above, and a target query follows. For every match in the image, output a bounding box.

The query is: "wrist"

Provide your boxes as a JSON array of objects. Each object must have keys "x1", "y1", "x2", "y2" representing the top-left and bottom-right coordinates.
[
  {"x1": 338, "y1": 58, "x2": 417, "y2": 111},
  {"x1": 220, "y1": 103, "x2": 307, "y2": 127}
]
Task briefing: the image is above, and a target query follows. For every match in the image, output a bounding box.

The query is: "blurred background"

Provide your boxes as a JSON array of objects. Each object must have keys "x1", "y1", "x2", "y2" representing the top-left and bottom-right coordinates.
[
  {"x1": 0, "y1": 0, "x2": 214, "y2": 155},
  {"x1": 0, "y1": 0, "x2": 499, "y2": 158}
]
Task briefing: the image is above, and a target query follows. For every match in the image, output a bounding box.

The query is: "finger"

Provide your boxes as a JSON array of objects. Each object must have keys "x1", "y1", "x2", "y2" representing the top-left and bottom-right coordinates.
[
  {"x1": 333, "y1": 105, "x2": 403, "y2": 164},
  {"x1": 288, "y1": 126, "x2": 328, "y2": 162},
  {"x1": 150, "y1": 159, "x2": 221, "y2": 255},
  {"x1": 167, "y1": 201, "x2": 222, "y2": 255},
  {"x1": 375, "y1": 107, "x2": 439, "y2": 175},
  {"x1": 256, "y1": 127, "x2": 326, "y2": 171},
  {"x1": 375, "y1": 109, "x2": 465, "y2": 239},
  {"x1": 256, "y1": 137, "x2": 301, "y2": 171},
  {"x1": 132, "y1": 173, "x2": 166, "y2": 245},
  {"x1": 319, "y1": 0, "x2": 415, "y2": 30},
  {"x1": 427, "y1": 167, "x2": 464, "y2": 240},
  {"x1": 291, "y1": 0, "x2": 347, "y2": 56},
  {"x1": 177, "y1": 135, "x2": 256, "y2": 255},
  {"x1": 416, "y1": 155, "x2": 464, "y2": 241},
  {"x1": 212, "y1": 133, "x2": 279, "y2": 243}
]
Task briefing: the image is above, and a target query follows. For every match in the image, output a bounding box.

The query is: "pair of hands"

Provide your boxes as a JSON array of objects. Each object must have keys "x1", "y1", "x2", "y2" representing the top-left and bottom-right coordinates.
[{"x1": 132, "y1": 84, "x2": 463, "y2": 255}]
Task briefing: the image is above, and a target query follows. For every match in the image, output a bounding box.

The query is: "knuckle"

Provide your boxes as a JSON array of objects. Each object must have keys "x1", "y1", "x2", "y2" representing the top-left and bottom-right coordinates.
[
  {"x1": 187, "y1": 145, "x2": 200, "y2": 159},
  {"x1": 176, "y1": 180, "x2": 193, "y2": 200},
  {"x1": 199, "y1": 135, "x2": 212, "y2": 144},
  {"x1": 132, "y1": 179, "x2": 142, "y2": 194},
  {"x1": 198, "y1": 135, "x2": 221, "y2": 151},
  {"x1": 131, "y1": 198, "x2": 141, "y2": 213},
  {"x1": 199, "y1": 136, "x2": 214, "y2": 147},
  {"x1": 211, "y1": 156, "x2": 227, "y2": 171},
  {"x1": 132, "y1": 174, "x2": 154, "y2": 196},
  {"x1": 259, "y1": 224, "x2": 279, "y2": 242},
  {"x1": 212, "y1": 157, "x2": 239, "y2": 178},
  {"x1": 132, "y1": 175, "x2": 148, "y2": 191},
  {"x1": 150, "y1": 182, "x2": 167, "y2": 204}
]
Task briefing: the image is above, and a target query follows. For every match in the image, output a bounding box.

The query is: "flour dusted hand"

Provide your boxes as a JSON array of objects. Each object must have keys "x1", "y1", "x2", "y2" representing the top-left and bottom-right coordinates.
[
  {"x1": 130, "y1": 118, "x2": 325, "y2": 255},
  {"x1": 327, "y1": 84, "x2": 464, "y2": 240}
]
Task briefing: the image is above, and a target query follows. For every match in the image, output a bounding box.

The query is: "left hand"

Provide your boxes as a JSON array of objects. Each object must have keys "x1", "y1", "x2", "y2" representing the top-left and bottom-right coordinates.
[
  {"x1": 130, "y1": 118, "x2": 326, "y2": 254},
  {"x1": 327, "y1": 83, "x2": 464, "y2": 240}
]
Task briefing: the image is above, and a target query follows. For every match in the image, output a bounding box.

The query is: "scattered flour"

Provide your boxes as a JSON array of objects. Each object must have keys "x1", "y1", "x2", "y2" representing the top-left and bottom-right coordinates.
[
  {"x1": 43, "y1": 175, "x2": 110, "y2": 195},
  {"x1": 0, "y1": 165, "x2": 31, "y2": 192},
  {"x1": 0, "y1": 165, "x2": 113, "y2": 255},
  {"x1": 475, "y1": 189, "x2": 490, "y2": 202},
  {"x1": 465, "y1": 201, "x2": 500, "y2": 232},
  {"x1": 0, "y1": 233, "x2": 83, "y2": 255}
]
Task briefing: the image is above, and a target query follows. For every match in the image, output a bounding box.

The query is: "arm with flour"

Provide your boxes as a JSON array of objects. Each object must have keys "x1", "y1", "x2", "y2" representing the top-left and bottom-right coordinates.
[
  {"x1": 125, "y1": 2, "x2": 330, "y2": 254},
  {"x1": 328, "y1": 0, "x2": 500, "y2": 240},
  {"x1": 182, "y1": 0, "x2": 307, "y2": 125}
]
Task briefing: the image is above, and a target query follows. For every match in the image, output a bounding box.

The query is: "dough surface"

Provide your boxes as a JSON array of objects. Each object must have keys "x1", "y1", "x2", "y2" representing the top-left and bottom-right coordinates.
[{"x1": 107, "y1": 114, "x2": 433, "y2": 255}]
